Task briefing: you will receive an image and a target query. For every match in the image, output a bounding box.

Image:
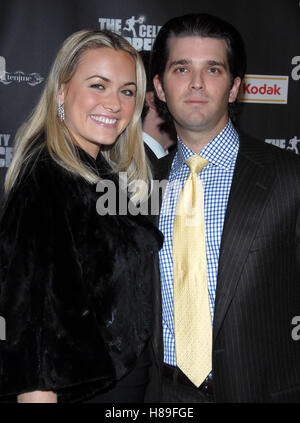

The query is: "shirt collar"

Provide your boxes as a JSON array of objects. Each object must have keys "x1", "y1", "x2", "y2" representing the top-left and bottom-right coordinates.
[
  {"x1": 173, "y1": 120, "x2": 239, "y2": 174},
  {"x1": 143, "y1": 131, "x2": 169, "y2": 159}
]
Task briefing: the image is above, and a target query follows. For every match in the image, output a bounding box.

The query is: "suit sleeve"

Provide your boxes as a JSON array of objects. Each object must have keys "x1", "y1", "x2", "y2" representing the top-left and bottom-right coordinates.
[{"x1": 0, "y1": 173, "x2": 115, "y2": 402}]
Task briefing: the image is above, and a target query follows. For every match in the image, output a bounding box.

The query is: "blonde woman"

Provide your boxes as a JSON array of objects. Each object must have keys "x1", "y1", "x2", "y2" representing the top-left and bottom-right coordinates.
[{"x1": 0, "y1": 30, "x2": 162, "y2": 403}]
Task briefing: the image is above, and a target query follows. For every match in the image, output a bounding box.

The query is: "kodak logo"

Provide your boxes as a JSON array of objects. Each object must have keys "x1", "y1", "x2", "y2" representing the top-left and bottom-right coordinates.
[
  {"x1": 243, "y1": 83, "x2": 281, "y2": 95},
  {"x1": 239, "y1": 74, "x2": 289, "y2": 104}
]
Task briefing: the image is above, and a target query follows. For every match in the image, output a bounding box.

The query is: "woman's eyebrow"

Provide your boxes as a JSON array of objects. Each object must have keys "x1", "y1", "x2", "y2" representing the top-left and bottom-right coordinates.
[{"x1": 85, "y1": 75, "x2": 136, "y2": 86}]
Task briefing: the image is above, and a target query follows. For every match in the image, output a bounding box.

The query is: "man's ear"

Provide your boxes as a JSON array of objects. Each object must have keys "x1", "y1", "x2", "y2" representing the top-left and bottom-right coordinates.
[
  {"x1": 153, "y1": 75, "x2": 166, "y2": 103},
  {"x1": 229, "y1": 77, "x2": 241, "y2": 103},
  {"x1": 145, "y1": 91, "x2": 156, "y2": 111}
]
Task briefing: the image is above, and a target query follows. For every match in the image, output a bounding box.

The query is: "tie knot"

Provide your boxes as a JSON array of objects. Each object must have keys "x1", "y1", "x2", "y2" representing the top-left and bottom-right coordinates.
[{"x1": 186, "y1": 155, "x2": 208, "y2": 174}]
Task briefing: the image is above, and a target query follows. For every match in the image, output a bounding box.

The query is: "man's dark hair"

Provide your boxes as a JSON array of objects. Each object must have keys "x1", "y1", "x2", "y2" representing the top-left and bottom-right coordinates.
[
  {"x1": 140, "y1": 49, "x2": 177, "y2": 141},
  {"x1": 139, "y1": 50, "x2": 153, "y2": 121},
  {"x1": 150, "y1": 13, "x2": 247, "y2": 123}
]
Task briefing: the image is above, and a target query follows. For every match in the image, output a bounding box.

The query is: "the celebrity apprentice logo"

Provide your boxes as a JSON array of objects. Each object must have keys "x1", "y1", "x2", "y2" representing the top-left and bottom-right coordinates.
[
  {"x1": 265, "y1": 135, "x2": 300, "y2": 155},
  {"x1": 98, "y1": 15, "x2": 162, "y2": 51}
]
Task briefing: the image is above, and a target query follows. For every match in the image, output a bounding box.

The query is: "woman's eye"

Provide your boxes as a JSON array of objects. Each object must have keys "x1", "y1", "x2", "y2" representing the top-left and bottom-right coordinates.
[
  {"x1": 122, "y1": 89, "x2": 135, "y2": 97},
  {"x1": 90, "y1": 83, "x2": 105, "y2": 89}
]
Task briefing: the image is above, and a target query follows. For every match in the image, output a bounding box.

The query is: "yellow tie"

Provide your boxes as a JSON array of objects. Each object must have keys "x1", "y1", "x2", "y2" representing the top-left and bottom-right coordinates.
[{"x1": 173, "y1": 155, "x2": 212, "y2": 387}]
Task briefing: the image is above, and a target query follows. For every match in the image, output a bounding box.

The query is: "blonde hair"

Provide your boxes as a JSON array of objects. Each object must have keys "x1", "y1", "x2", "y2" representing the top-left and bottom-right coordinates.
[{"x1": 5, "y1": 30, "x2": 150, "y2": 202}]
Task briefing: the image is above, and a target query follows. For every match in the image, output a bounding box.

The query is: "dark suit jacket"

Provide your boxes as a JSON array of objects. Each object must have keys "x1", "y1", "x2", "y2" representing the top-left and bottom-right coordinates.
[
  {"x1": 144, "y1": 142, "x2": 159, "y2": 166},
  {"x1": 146, "y1": 132, "x2": 300, "y2": 403}
]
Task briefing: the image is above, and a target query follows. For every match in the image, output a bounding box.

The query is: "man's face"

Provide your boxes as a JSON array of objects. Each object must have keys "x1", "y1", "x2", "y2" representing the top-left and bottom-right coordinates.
[{"x1": 153, "y1": 36, "x2": 241, "y2": 141}]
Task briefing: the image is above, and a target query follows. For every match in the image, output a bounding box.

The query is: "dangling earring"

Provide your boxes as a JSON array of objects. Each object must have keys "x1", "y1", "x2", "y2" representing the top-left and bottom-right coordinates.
[{"x1": 57, "y1": 98, "x2": 65, "y2": 122}]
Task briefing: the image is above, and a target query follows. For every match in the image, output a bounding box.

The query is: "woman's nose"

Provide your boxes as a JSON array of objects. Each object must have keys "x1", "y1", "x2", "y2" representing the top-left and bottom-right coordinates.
[{"x1": 103, "y1": 92, "x2": 121, "y2": 112}]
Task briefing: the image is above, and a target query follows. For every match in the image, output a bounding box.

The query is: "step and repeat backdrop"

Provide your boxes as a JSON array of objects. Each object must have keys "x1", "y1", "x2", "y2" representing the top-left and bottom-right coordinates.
[{"x1": 0, "y1": 0, "x2": 299, "y2": 200}]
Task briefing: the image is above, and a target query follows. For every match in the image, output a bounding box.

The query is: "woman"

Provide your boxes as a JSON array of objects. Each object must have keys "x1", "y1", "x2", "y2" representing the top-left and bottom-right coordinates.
[{"x1": 0, "y1": 30, "x2": 162, "y2": 403}]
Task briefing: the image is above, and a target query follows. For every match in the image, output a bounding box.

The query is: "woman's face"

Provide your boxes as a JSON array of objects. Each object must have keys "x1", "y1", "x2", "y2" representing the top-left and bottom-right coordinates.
[{"x1": 60, "y1": 47, "x2": 137, "y2": 158}]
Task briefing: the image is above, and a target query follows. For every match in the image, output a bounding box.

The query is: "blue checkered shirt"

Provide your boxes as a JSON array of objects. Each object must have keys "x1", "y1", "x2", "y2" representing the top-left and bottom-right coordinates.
[{"x1": 159, "y1": 120, "x2": 239, "y2": 366}]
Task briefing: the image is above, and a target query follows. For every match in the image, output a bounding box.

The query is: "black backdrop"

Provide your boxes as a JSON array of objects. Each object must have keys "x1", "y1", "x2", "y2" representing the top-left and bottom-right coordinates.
[{"x1": 1, "y1": 0, "x2": 299, "y2": 200}]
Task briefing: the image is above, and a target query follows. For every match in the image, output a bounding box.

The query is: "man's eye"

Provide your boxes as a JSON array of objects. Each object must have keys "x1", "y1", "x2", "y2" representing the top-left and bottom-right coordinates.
[
  {"x1": 174, "y1": 67, "x2": 188, "y2": 73},
  {"x1": 208, "y1": 67, "x2": 220, "y2": 74}
]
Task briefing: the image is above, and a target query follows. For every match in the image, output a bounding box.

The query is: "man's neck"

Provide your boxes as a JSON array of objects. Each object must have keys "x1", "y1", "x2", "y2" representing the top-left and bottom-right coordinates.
[
  {"x1": 143, "y1": 123, "x2": 171, "y2": 151},
  {"x1": 176, "y1": 120, "x2": 229, "y2": 153}
]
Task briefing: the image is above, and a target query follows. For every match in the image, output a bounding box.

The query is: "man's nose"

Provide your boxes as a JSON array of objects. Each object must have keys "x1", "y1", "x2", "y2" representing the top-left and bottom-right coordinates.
[{"x1": 190, "y1": 71, "x2": 204, "y2": 90}]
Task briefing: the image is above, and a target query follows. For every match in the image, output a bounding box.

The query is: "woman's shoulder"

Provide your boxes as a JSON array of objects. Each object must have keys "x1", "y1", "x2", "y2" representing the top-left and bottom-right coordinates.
[
  {"x1": 1, "y1": 146, "x2": 92, "y2": 235},
  {"x1": 2, "y1": 147, "x2": 88, "y2": 225},
  {"x1": 15, "y1": 146, "x2": 82, "y2": 198}
]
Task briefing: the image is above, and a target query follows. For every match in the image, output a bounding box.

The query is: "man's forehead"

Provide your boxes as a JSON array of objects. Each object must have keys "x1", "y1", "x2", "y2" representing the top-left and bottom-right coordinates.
[{"x1": 166, "y1": 35, "x2": 228, "y2": 64}]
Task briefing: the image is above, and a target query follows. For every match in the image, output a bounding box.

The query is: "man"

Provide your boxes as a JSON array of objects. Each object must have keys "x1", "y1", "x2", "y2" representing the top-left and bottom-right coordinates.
[
  {"x1": 148, "y1": 13, "x2": 300, "y2": 402},
  {"x1": 139, "y1": 50, "x2": 176, "y2": 164}
]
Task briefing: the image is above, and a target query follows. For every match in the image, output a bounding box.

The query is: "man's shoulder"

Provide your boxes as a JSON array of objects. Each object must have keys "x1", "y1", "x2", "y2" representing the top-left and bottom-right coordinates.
[
  {"x1": 239, "y1": 131, "x2": 300, "y2": 165},
  {"x1": 238, "y1": 131, "x2": 300, "y2": 187}
]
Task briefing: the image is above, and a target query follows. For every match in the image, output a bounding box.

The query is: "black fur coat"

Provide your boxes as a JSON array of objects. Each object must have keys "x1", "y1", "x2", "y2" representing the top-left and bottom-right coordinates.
[{"x1": 0, "y1": 146, "x2": 163, "y2": 402}]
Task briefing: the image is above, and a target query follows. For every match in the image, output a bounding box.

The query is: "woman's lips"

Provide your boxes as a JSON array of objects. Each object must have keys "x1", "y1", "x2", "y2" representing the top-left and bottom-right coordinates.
[{"x1": 90, "y1": 114, "x2": 118, "y2": 127}]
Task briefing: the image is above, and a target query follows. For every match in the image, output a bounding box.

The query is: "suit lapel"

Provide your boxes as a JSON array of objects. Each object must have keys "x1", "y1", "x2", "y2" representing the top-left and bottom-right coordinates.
[
  {"x1": 154, "y1": 136, "x2": 276, "y2": 344},
  {"x1": 154, "y1": 148, "x2": 176, "y2": 182},
  {"x1": 151, "y1": 149, "x2": 176, "y2": 226},
  {"x1": 213, "y1": 136, "x2": 276, "y2": 342}
]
